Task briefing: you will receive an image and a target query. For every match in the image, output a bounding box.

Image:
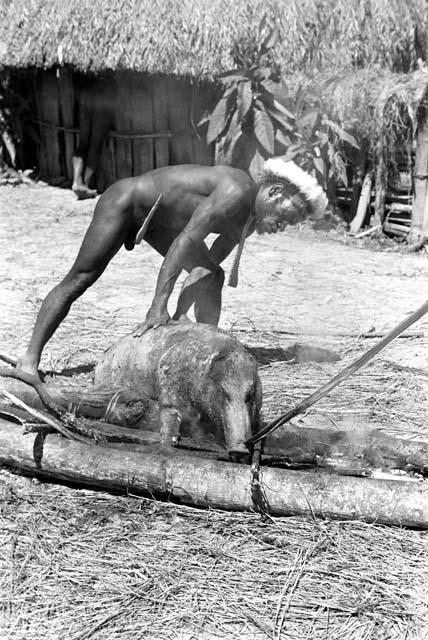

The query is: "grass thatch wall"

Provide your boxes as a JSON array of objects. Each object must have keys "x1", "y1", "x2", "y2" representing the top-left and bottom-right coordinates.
[{"x1": 0, "y1": 0, "x2": 427, "y2": 76}]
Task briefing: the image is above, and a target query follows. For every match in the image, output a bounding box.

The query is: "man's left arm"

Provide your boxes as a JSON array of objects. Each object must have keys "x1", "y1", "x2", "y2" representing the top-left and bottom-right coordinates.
[{"x1": 134, "y1": 203, "x2": 223, "y2": 335}]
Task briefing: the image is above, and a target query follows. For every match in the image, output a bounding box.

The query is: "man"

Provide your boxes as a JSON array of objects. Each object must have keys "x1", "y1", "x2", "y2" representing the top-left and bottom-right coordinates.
[
  {"x1": 17, "y1": 160, "x2": 327, "y2": 381},
  {"x1": 72, "y1": 73, "x2": 115, "y2": 200}
]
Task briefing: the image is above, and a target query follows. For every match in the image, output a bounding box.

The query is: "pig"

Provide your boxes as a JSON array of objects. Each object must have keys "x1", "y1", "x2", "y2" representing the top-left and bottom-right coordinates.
[{"x1": 94, "y1": 323, "x2": 262, "y2": 460}]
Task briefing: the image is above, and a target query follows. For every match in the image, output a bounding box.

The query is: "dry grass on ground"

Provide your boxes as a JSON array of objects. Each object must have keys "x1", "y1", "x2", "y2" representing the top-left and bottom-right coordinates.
[{"x1": 0, "y1": 184, "x2": 428, "y2": 639}]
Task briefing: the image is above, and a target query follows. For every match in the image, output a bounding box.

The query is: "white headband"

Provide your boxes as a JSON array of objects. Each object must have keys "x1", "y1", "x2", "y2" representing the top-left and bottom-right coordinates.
[{"x1": 260, "y1": 158, "x2": 329, "y2": 218}]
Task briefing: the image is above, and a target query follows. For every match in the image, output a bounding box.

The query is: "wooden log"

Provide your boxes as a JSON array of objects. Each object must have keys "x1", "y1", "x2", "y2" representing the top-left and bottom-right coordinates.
[
  {"x1": 383, "y1": 221, "x2": 410, "y2": 237},
  {"x1": 349, "y1": 172, "x2": 372, "y2": 233},
  {"x1": 265, "y1": 426, "x2": 428, "y2": 475},
  {"x1": 355, "y1": 224, "x2": 382, "y2": 239},
  {"x1": 386, "y1": 202, "x2": 412, "y2": 213},
  {"x1": 1, "y1": 375, "x2": 428, "y2": 476},
  {"x1": 0, "y1": 417, "x2": 427, "y2": 527}
]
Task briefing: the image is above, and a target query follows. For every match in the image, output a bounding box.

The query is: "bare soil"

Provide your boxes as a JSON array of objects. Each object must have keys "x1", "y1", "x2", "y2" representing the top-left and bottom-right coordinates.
[{"x1": 1, "y1": 183, "x2": 428, "y2": 639}]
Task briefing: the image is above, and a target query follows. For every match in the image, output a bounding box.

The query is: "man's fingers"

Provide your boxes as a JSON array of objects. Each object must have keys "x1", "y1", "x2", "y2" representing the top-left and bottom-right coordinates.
[{"x1": 132, "y1": 323, "x2": 151, "y2": 337}]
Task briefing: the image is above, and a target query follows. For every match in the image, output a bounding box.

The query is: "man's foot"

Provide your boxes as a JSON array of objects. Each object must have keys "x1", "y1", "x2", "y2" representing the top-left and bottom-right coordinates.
[
  {"x1": 14, "y1": 357, "x2": 42, "y2": 383},
  {"x1": 72, "y1": 184, "x2": 98, "y2": 200}
]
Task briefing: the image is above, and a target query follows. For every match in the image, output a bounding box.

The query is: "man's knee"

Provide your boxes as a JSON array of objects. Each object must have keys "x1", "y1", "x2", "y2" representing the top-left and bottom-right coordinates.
[
  {"x1": 213, "y1": 265, "x2": 225, "y2": 288},
  {"x1": 183, "y1": 265, "x2": 224, "y2": 288},
  {"x1": 61, "y1": 270, "x2": 99, "y2": 302}
]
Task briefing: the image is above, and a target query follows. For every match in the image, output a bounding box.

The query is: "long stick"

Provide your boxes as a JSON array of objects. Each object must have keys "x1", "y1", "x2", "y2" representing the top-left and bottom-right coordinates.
[
  {"x1": 228, "y1": 214, "x2": 254, "y2": 288},
  {"x1": 247, "y1": 299, "x2": 428, "y2": 445},
  {"x1": 135, "y1": 193, "x2": 163, "y2": 245},
  {"x1": 0, "y1": 387, "x2": 91, "y2": 443}
]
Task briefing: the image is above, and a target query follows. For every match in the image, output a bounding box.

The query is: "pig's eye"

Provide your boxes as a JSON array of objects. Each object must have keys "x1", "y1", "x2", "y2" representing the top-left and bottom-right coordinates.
[
  {"x1": 223, "y1": 390, "x2": 232, "y2": 401},
  {"x1": 245, "y1": 391, "x2": 254, "y2": 404}
]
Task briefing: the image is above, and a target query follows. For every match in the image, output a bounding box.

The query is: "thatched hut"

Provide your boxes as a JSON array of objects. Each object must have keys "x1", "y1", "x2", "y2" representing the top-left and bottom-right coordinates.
[
  {"x1": 305, "y1": 67, "x2": 428, "y2": 242},
  {"x1": 1, "y1": 0, "x2": 428, "y2": 225}
]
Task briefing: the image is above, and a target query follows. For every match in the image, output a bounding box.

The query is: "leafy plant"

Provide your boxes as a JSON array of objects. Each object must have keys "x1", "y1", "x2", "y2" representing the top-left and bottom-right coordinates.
[
  {"x1": 199, "y1": 21, "x2": 359, "y2": 189},
  {"x1": 199, "y1": 22, "x2": 296, "y2": 177},
  {"x1": 282, "y1": 108, "x2": 359, "y2": 191}
]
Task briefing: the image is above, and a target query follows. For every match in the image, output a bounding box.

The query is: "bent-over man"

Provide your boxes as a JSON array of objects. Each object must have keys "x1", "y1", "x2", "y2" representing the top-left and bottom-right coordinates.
[{"x1": 17, "y1": 160, "x2": 328, "y2": 380}]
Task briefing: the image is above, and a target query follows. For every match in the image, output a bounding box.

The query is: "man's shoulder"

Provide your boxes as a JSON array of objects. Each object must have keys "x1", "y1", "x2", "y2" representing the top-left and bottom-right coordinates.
[{"x1": 212, "y1": 165, "x2": 253, "y2": 185}]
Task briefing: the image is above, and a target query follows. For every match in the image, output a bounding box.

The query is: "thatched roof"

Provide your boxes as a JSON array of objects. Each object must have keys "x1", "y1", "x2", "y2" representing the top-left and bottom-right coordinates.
[
  {"x1": 0, "y1": 0, "x2": 427, "y2": 77},
  {"x1": 293, "y1": 66, "x2": 428, "y2": 155}
]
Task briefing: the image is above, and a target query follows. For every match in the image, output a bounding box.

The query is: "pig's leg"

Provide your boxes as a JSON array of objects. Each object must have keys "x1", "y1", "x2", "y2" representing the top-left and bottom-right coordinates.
[
  {"x1": 159, "y1": 405, "x2": 182, "y2": 446},
  {"x1": 158, "y1": 358, "x2": 185, "y2": 446}
]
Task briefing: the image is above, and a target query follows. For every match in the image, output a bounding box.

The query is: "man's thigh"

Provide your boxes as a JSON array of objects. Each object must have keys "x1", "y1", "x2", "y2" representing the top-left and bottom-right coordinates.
[{"x1": 144, "y1": 228, "x2": 220, "y2": 273}]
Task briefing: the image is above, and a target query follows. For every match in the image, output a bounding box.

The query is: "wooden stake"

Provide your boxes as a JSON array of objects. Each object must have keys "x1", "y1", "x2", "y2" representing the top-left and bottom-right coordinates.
[{"x1": 350, "y1": 172, "x2": 372, "y2": 233}]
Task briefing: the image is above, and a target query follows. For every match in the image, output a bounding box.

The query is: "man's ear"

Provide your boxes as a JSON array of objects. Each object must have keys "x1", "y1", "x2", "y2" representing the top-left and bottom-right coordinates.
[{"x1": 268, "y1": 183, "x2": 285, "y2": 198}]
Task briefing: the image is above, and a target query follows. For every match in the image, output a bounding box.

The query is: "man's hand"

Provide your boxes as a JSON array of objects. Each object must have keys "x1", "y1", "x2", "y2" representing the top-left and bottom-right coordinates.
[{"x1": 133, "y1": 308, "x2": 172, "y2": 337}]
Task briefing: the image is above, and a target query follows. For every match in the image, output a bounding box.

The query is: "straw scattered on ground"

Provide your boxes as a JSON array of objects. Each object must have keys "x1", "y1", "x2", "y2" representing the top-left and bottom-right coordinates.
[{"x1": 1, "y1": 183, "x2": 428, "y2": 639}]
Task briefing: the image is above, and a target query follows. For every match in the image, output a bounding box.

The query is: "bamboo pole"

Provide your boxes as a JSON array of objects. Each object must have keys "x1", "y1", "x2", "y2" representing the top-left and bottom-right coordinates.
[{"x1": 0, "y1": 418, "x2": 427, "y2": 527}]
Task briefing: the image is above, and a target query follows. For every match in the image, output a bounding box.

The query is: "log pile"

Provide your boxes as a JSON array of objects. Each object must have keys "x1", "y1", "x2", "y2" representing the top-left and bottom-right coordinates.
[
  {"x1": 0, "y1": 376, "x2": 427, "y2": 528},
  {"x1": 0, "y1": 416, "x2": 427, "y2": 528}
]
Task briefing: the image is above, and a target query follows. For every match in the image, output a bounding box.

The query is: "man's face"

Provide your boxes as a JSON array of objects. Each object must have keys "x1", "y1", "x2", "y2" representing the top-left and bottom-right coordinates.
[{"x1": 254, "y1": 183, "x2": 308, "y2": 234}]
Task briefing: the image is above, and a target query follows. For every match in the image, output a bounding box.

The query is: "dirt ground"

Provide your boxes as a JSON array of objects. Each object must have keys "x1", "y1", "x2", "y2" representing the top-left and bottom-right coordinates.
[{"x1": 1, "y1": 183, "x2": 428, "y2": 639}]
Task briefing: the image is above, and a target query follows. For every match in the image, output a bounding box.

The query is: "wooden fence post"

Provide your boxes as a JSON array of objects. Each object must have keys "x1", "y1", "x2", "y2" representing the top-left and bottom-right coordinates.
[
  {"x1": 373, "y1": 138, "x2": 387, "y2": 231},
  {"x1": 410, "y1": 116, "x2": 428, "y2": 243}
]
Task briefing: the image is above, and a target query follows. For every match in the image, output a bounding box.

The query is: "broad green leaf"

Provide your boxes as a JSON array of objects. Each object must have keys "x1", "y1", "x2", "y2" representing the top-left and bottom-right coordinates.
[
  {"x1": 217, "y1": 70, "x2": 249, "y2": 82},
  {"x1": 206, "y1": 91, "x2": 236, "y2": 145},
  {"x1": 297, "y1": 110, "x2": 322, "y2": 140},
  {"x1": 237, "y1": 80, "x2": 253, "y2": 123},
  {"x1": 283, "y1": 144, "x2": 303, "y2": 161},
  {"x1": 272, "y1": 99, "x2": 295, "y2": 120},
  {"x1": 253, "y1": 102, "x2": 275, "y2": 155},
  {"x1": 275, "y1": 129, "x2": 291, "y2": 149},
  {"x1": 255, "y1": 66, "x2": 272, "y2": 81},
  {"x1": 249, "y1": 145, "x2": 266, "y2": 179},
  {"x1": 198, "y1": 114, "x2": 209, "y2": 127},
  {"x1": 313, "y1": 156, "x2": 326, "y2": 177},
  {"x1": 260, "y1": 78, "x2": 279, "y2": 96},
  {"x1": 224, "y1": 110, "x2": 242, "y2": 157},
  {"x1": 324, "y1": 118, "x2": 359, "y2": 149},
  {"x1": 265, "y1": 104, "x2": 295, "y2": 131}
]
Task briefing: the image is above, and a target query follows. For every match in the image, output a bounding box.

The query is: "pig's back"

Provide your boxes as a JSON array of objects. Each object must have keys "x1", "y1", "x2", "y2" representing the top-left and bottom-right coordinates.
[{"x1": 93, "y1": 323, "x2": 243, "y2": 392}]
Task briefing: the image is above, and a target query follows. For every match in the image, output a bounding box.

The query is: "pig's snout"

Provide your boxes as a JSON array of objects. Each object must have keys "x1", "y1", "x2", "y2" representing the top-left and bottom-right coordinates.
[{"x1": 223, "y1": 400, "x2": 253, "y2": 464}]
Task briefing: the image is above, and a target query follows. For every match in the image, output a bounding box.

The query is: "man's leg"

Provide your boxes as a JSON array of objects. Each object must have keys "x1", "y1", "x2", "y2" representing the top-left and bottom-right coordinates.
[
  {"x1": 172, "y1": 265, "x2": 224, "y2": 325},
  {"x1": 18, "y1": 200, "x2": 129, "y2": 378},
  {"x1": 72, "y1": 86, "x2": 97, "y2": 199},
  {"x1": 143, "y1": 229, "x2": 224, "y2": 326},
  {"x1": 84, "y1": 102, "x2": 114, "y2": 193}
]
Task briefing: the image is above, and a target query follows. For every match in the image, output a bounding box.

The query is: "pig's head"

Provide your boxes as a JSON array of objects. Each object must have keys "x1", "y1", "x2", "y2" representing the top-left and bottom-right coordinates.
[{"x1": 197, "y1": 346, "x2": 262, "y2": 462}]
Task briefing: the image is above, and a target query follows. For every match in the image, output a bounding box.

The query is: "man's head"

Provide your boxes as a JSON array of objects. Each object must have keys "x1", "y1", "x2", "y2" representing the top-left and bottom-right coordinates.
[{"x1": 254, "y1": 158, "x2": 328, "y2": 234}]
